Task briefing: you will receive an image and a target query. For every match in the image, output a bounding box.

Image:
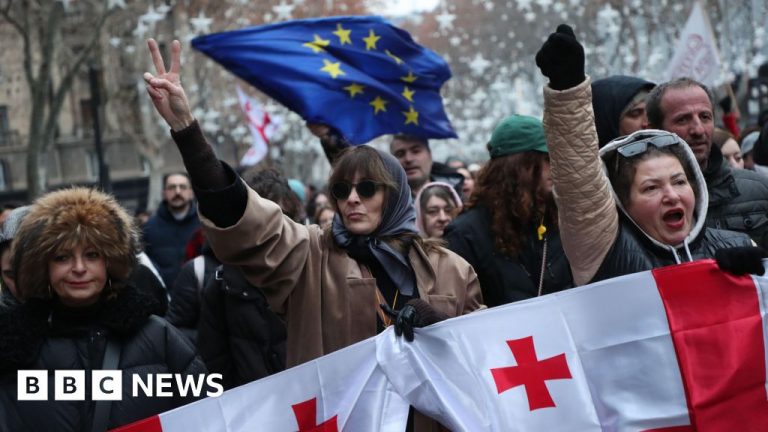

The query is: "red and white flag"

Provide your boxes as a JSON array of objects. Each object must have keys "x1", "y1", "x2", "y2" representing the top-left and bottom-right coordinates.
[
  {"x1": 664, "y1": 1, "x2": 722, "y2": 86},
  {"x1": 378, "y1": 259, "x2": 768, "y2": 431},
  {"x1": 114, "y1": 260, "x2": 768, "y2": 431},
  {"x1": 112, "y1": 337, "x2": 408, "y2": 432},
  {"x1": 236, "y1": 86, "x2": 280, "y2": 166}
]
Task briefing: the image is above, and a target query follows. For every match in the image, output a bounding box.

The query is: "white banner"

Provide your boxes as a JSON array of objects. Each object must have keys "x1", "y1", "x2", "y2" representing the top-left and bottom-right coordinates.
[
  {"x1": 664, "y1": 1, "x2": 722, "y2": 86},
  {"x1": 114, "y1": 260, "x2": 768, "y2": 431}
]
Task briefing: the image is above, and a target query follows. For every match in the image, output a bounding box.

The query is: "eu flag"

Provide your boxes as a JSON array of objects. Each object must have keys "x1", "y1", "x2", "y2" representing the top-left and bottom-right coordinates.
[{"x1": 191, "y1": 16, "x2": 457, "y2": 144}]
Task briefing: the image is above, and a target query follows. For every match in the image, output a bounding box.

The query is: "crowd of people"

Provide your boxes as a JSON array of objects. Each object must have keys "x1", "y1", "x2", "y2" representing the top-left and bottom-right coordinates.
[{"x1": 1, "y1": 23, "x2": 767, "y2": 431}]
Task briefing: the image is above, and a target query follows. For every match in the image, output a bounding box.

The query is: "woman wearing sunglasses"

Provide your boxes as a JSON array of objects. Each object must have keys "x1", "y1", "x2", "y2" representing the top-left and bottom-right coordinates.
[
  {"x1": 143, "y1": 39, "x2": 484, "y2": 431},
  {"x1": 535, "y1": 25, "x2": 759, "y2": 286}
]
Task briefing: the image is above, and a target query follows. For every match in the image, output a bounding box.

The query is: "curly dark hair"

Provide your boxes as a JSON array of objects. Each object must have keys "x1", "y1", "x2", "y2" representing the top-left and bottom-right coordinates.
[{"x1": 468, "y1": 152, "x2": 557, "y2": 257}]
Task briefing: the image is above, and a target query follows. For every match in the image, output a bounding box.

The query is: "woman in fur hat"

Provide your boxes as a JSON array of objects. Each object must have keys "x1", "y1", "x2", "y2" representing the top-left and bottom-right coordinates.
[{"x1": 0, "y1": 187, "x2": 207, "y2": 431}]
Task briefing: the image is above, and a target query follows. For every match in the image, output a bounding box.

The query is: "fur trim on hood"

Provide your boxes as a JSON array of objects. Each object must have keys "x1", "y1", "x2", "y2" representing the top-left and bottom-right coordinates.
[{"x1": 11, "y1": 187, "x2": 140, "y2": 302}]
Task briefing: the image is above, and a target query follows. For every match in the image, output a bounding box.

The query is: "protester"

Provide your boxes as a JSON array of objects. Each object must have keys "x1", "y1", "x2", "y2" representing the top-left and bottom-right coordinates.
[
  {"x1": 0, "y1": 187, "x2": 206, "y2": 431},
  {"x1": 314, "y1": 204, "x2": 336, "y2": 229},
  {"x1": 535, "y1": 25, "x2": 759, "y2": 286},
  {"x1": 456, "y1": 166, "x2": 475, "y2": 199},
  {"x1": 591, "y1": 75, "x2": 655, "y2": 147},
  {"x1": 645, "y1": 77, "x2": 768, "y2": 249},
  {"x1": 0, "y1": 206, "x2": 28, "y2": 302},
  {"x1": 306, "y1": 190, "x2": 329, "y2": 224},
  {"x1": 740, "y1": 130, "x2": 768, "y2": 176},
  {"x1": 415, "y1": 182, "x2": 462, "y2": 239},
  {"x1": 713, "y1": 127, "x2": 743, "y2": 169},
  {"x1": 197, "y1": 168, "x2": 298, "y2": 390},
  {"x1": 446, "y1": 115, "x2": 573, "y2": 306},
  {"x1": 389, "y1": 134, "x2": 465, "y2": 197},
  {"x1": 144, "y1": 38, "x2": 483, "y2": 431},
  {"x1": 143, "y1": 172, "x2": 201, "y2": 288}
]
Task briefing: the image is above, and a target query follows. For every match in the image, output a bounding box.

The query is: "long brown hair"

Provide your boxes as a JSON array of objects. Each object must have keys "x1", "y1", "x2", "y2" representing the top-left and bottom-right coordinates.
[{"x1": 468, "y1": 152, "x2": 557, "y2": 257}]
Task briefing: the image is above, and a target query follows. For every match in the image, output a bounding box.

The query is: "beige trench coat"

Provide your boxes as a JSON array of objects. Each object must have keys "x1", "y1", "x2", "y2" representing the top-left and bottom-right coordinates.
[{"x1": 203, "y1": 187, "x2": 485, "y2": 431}]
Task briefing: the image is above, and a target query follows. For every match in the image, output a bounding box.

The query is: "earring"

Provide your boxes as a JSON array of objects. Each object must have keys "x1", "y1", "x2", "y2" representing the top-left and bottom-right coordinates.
[
  {"x1": 108, "y1": 278, "x2": 112, "y2": 289},
  {"x1": 48, "y1": 284, "x2": 53, "y2": 297}
]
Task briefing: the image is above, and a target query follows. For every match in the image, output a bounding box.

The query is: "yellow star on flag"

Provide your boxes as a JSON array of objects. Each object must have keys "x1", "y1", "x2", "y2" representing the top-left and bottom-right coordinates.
[
  {"x1": 303, "y1": 34, "x2": 331, "y2": 53},
  {"x1": 344, "y1": 83, "x2": 365, "y2": 98},
  {"x1": 403, "y1": 106, "x2": 419, "y2": 125},
  {"x1": 401, "y1": 86, "x2": 415, "y2": 102},
  {"x1": 363, "y1": 29, "x2": 381, "y2": 50},
  {"x1": 333, "y1": 23, "x2": 352, "y2": 45},
  {"x1": 370, "y1": 96, "x2": 388, "y2": 114},
  {"x1": 385, "y1": 50, "x2": 404, "y2": 65},
  {"x1": 401, "y1": 71, "x2": 418, "y2": 83},
  {"x1": 320, "y1": 59, "x2": 345, "y2": 79}
]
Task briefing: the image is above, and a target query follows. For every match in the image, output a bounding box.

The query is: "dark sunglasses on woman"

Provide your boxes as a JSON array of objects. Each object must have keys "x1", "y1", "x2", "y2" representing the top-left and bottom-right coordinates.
[{"x1": 331, "y1": 180, "x2": 380, "y2": 200}]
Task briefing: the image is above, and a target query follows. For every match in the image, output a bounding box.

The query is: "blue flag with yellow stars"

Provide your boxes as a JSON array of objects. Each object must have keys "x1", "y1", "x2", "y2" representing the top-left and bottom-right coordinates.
[{"x1": 191, "y1": 16, "x2": 457, "y2": 144}]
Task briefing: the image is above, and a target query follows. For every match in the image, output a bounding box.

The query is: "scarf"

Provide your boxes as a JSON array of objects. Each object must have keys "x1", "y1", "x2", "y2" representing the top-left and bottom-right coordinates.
[{"x1": 332, "y1": 147, "x2": 419, "y2": 295}]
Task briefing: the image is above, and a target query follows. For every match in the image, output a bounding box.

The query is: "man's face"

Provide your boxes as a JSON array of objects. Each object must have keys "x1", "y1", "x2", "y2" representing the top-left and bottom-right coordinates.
[
  {"x1": 390, "y1": 138, "x2": 432, "y2": 192},
  {"x1": 163, "y1": 174, "x2": 194, "y2": 212},
  {"x1": 660, "y1": 86, "x2": 714, "y2": 169}
]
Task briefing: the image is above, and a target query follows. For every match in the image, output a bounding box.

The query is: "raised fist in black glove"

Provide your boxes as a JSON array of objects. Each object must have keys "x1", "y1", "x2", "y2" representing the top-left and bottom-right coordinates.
[
  {"x1": 535, "y1": 24, "x2": 585, "y2": 91},
  {"x1": 381, "y1": 298, "x2": 450, "y2": 342},
  {"x1": 715, "y1": 246, "x2": 766, "y2": 276}
]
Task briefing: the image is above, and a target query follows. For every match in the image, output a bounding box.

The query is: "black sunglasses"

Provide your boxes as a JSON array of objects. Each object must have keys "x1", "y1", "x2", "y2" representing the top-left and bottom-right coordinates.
[
  {"x1": 617, "y1": 134, "x2": 679, "y2": 158},
  {"x1": 331, "y1": 180, "x2": 381, "y2": 200}
]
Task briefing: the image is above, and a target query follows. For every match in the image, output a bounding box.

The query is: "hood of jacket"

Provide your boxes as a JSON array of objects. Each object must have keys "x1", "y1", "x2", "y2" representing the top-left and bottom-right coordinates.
[
  {"x1": 591, "y1": 75, "x2": 656, "y2": 148},
  {"x1": 598, "y1": 129, "x2": 709, "y2": 262}
]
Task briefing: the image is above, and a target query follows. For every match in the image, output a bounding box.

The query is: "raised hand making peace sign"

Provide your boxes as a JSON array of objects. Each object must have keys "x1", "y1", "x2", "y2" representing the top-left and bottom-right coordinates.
[{"x1": 144, "y1": 39, "x2": 195, "y2": 131}]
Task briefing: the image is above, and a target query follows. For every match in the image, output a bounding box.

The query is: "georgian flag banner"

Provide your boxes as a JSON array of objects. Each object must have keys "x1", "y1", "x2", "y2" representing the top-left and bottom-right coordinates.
[{"x1": 114, "y1": 260, "x2": 768, "y2": 431}]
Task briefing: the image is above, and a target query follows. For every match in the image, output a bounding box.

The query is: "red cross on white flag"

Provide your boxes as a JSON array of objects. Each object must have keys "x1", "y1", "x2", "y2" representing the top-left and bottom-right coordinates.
[{"x1": 236, "y1": 86, "x2": 281, "y2": 166}]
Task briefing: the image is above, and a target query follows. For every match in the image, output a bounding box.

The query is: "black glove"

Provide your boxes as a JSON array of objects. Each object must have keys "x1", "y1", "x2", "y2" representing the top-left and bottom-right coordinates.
[
  {"x1": 381, "y1": 298, "x2": 449, "y2": 342},
  {"x1": 718, "y1": 96, "x2": 732, "y2": 114},
  {"x1": 535, "y1": 24, "x2": 585, "y2": 91},
  {"x1": 715, "y1": 246, "x2": 766, "y2": 276}
]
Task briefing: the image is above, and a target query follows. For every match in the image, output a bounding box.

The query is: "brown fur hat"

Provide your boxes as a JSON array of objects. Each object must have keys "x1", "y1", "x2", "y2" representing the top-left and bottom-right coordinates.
[{"x1": 12, "y1": 187, "x2": 139, "y2": 301}]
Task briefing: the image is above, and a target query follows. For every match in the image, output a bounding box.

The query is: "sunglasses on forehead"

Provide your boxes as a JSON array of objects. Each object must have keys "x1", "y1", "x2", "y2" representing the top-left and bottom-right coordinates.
[
  {"x1": 331, "y1": 180, "x2": 382, "y2": 200},
  {"x1": 616, "y1": 134, "x2": 679, "y2": 158}
]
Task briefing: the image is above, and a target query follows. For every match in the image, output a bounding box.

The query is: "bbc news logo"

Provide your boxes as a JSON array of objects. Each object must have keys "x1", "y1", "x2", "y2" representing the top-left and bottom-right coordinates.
[{"x1": 18, "y1": 370, "x2": 224, "y2": 401}]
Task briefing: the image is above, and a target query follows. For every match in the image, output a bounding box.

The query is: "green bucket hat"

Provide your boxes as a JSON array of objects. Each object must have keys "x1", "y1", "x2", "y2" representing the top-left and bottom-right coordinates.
[{"x1": 487, "y1": 115, "x2": 548, "y2": 158}]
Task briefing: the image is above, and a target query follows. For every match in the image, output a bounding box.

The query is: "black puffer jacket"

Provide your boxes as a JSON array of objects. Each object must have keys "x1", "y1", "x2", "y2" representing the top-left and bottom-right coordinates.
[
  {"x1": 0, "y1": 285, "x2": 207, "y2": 432},
  {"x1": 197, "y1": 264, "x2": 287, "y2": 390},
  {"x1": 445, "y1": 205, "x2": 573, "y2": 307},
  {"x1": 703, "y1": 144, "x2": 768, "y2": 249},
  {"x1": 592, "y1": 215, "x2": 753, "y2": 283}
]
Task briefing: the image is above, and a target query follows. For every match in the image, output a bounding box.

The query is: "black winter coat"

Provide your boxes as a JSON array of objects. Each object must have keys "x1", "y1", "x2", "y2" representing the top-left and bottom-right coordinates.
[
  {"x1": 143, "y1": 202, "x2": 201, "y2": 288},
  {"x1": 704, "y1": 145, "x2": 768, "y2": 249},
  {"x1": 197, "y1": 264, "x2": 287, "y2": 390},
  {"x1": 445, "y1": 205, "x2": 573, "y2": 307},
  {"x1": 0, "y1": 285, "x2": 207, "y2": 431},
  {"x1": 165, "y1": 249, "x2": 219, "y2": 342},
  {"x1": 592, "y1": 215, "x2": 753, "y2": 283}
]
